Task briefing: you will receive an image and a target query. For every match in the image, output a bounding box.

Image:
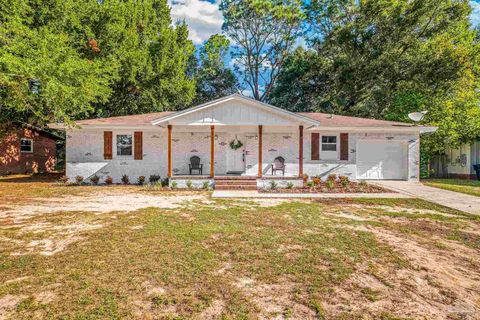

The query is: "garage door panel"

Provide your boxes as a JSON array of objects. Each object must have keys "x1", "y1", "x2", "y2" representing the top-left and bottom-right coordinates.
[{"x1": 357, "y1": 141, "x2": 407, "y2": 180}]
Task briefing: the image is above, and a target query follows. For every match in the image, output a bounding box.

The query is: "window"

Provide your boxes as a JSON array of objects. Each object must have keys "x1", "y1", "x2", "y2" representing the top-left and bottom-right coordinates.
[
  {"x1": 20, "y1": 138, "x2": 33, "y2": 153},
  {"x1": 321, "y1": 136, "x2": 337, "y2": 151},
  {"x1": 116, "y1": 134, "x2": 132, "y2": 156}
]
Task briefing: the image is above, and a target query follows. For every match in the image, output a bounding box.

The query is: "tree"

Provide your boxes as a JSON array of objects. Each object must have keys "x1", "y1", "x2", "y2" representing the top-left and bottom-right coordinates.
[
  {"x1": 220, "y1": 0, "x2": 303, "y2": 101},
  {"x1": 192, "y1": 34, "x2": 238, "y2": 105},
  {"x1": 0, "y1": 0, "x2": 196, "y2": 129},
  {"x1": 270, "y1": 0, "x2": 480, "y2": 153}
]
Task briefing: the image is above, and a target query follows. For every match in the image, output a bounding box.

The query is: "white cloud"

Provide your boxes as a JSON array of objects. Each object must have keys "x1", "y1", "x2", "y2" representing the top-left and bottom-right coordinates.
[
  {"x1": 168, "y1": 0, "x2": 224, "y2": 44},
  {"x1": 470, "y1": 1, "x2": 480, "y2": 27}
]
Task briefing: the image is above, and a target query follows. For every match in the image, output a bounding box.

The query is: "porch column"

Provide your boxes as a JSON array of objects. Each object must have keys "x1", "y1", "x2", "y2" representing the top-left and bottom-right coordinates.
[
  {"x1": 299, "y1": 125, "x2": 304, "y2": 177},
  {"x1": 258, "y1": 125, "x2": 263, "y2": 177},
  {"x1": 167, "y1": 124, "x2": 172, "y2": 178},
  {"x1": 210, "y1": 125, "x2": 215, "y2": 177}
]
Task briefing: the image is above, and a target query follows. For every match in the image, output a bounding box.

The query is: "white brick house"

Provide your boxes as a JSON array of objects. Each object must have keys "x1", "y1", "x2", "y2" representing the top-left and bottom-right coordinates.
[{"x1": 51, "y1": 95, "x2": 436, "y2": 187}]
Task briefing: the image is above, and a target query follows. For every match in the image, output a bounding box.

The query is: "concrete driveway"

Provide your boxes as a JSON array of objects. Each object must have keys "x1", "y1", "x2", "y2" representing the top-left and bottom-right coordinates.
[{"x1": 374, "y1": 181, "x2": 480, "y2": 215}]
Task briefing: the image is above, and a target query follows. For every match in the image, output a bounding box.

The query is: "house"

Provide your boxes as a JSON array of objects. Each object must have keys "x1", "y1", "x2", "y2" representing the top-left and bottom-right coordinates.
[
  {"x1": 436, "y1": 140, "x2": 480, "y2": 179},
  {"x1": 51, "y1": 94, "x2": 436, "y2": 188},
  {"x1": 0, "y1": 126, "x2": 59, "y2": 175}
]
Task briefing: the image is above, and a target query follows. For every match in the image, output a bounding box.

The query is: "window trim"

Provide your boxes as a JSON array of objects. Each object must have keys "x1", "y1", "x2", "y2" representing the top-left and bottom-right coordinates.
[
  {"x1": 115, "y1": 133, "x2": 133, "y2": 157},
  {"x1": 20, "y1": 138, "x2": 33, "y2": 153},
  {"x1": 320, "y1": 134, "x2": 339, "y2": 160}
]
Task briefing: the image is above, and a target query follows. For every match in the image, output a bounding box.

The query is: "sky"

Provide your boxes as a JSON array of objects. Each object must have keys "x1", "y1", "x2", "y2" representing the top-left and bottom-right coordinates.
[{"x1": 170, "y1": 0, "x2": 480, "y2": 46}]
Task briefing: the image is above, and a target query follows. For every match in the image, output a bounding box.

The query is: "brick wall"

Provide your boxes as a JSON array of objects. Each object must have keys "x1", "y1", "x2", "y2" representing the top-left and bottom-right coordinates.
[{"x1": 0, "y1": 128, "x2": 57, "y2": 175}]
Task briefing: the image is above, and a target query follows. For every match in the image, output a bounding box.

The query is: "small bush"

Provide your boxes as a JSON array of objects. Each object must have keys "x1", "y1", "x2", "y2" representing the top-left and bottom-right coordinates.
[
  {"x1": 75, "y1": 175, "x2": 84, "y2": 185},
  {"x1": 306, "y1": 181, "x2": 315, "y2": 188},
  {"x1": 171, "y1": 181, "x2": 178, "y2": 189},
  {"x1": 339, "y1": 175, "x2": 350, "y2": 188},
  {"x1": 312, "y1": 176, "x2": 321, "y2": 186},
  {"x1": 269, "y1": 180, "x2": 277, "y2": 189},
  {"x1": 326, "y1": 180, "x2": 334, "y2": 190},
  {"x1": 286, "y1": 182, "x2": 294, "y2": 189},
  {"x1": 138, "y1": 176, "x2": 145, "y2": 185},
  {"x1": 302, "y1": 174, "x2": 309, "y2": 183},
  {"x1": 359, "y1": 180, "x2": 368, "y2": 189},
  {"x1": 105, "y1": 176, "x2": 113, "y2": 185},
  {"x1": 326, "y1": 174, "x2": 337, "y2": 182},
  {"x1": 149, "y1": 175, "x2": 161, "y2": 184},
  {"x1": 161, "y1": 178, "x2": 169, "y2": 187},
  {"x1": 202, "y1": 181, "x2": 210, "y2": 189},
  {"x1": 186, "y1": 180, "x2": 193, "y2": 189},
  {"x1": 59, "y1": 175, "x2": 69, "y2": 184},
  {"x1": 121, "y1": 174, "x2": 129, "y2": 185},
  {"x1": 90, "y1": 174, "x2": 100, "y2": 185}
]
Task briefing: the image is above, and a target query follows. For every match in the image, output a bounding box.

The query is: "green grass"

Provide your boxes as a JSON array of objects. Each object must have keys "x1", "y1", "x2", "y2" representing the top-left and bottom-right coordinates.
[{"x1": 423, "y1": 178, "x2": 480, "y2": 197}]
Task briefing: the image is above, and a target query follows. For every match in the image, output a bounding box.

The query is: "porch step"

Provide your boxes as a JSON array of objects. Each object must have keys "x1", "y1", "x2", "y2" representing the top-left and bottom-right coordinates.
[
  {"x1": 214, "y1": 176, "x2": 258, "y2": 190},
  {"x1": 214, "y1": 185, "x2": 258, "y2": 190}
]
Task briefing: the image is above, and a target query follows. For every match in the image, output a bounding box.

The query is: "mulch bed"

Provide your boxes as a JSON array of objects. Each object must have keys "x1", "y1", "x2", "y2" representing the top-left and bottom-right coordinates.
[{"x1": 260, "y1": 181, "x2": 394, "y2": 193}]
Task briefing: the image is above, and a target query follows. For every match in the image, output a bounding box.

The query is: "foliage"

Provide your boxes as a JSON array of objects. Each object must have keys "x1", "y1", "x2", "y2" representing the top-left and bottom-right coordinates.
[
  {"x1": 171, "y1": 181, "x2": 178, "y2": 189},
  {"x1": 105, "y1": 176, "x2": 113, "y2": 185},
  {"x1": 270, "y1": 0, "x2": 480, "y2": 154},
  {"x1": 149, "y1": 175, "x2": 161, "y2": 184},
  {"x1": 327, "y1": 174, "x2": 337, "y2": 182},
  {"x1": 75, "y1": 175, "x2": 84, "y2": 185},
  {"x1": 229, "y1": 138, "x2": 243, "y2": 150},
  {"x1": 192, "y1": 34, "x2": 238, "y2": 105},
  {"x1": 202, "y1": 181, "x2": 210, "y2": 190},
  {"x1": 286, "y1": 181, "x2": 294, "y2": 189},
  {"x1": 220, "y1": 0, "x2": 304, "y2": 101},
  {"x1": 312, "y1": 176, "x2": 321, "y2": 186},
  {"x1": 269, "y1": 180, "x2": 277, "y2": 189},
  {"x1": 121, "y1": 174, "x2": 129, "y2": 185},
  {"x1": 0, "y1": 0, "x2": 195, "y2": 129},
  {"x1": 90, "y1": 175, "x2": 100, "y2": 185},
  {"x1": 59, "y1": 176, "x2": 69, "y2": 184},
  {"x1": 325, "y1": 179, "x2": 334, "y2": 190},
  {"x1": 186, "y1": 180, "x2": 193, "y2": 189},
  {"x1": 339, "y1": 176, "x2": 350, "y2": 188},
  {"x1": 138, "y1": 176, "x2": 146, "y2": 185}
]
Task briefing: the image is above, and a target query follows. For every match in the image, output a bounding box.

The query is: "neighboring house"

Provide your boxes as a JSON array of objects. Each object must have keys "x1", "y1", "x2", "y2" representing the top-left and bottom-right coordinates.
[
  {"x1": 51, "y1": 95, "x2": 436, "y2": 187},
  {"x1": 442, "y1": 140, "x2": 480, "y2": 179},
  {"x1": 0, "y1": 126, "x2": 58, "y2": 175}
]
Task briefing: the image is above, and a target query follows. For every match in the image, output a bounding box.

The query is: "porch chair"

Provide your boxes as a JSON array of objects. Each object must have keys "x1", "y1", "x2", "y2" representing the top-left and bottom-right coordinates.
[
  {"x1": 189, "y1": 156, "x2": 203, "y2": 175},
  {"x1": 271, "y1": 156, "x2": 286, "y2": 176}
]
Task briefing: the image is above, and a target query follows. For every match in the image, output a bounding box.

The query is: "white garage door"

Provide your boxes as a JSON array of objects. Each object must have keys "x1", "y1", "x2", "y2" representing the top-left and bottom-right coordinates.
[{"x1": 357, "y1": 140, "x2": 407, "y2": 180}]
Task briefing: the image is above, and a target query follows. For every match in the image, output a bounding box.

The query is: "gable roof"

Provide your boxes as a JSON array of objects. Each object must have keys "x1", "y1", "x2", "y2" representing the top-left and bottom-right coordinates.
[
  {"x1": 300, "y1": 113, "x2": 412, "y2": 128},
  {"x1": 150, "y1": 94, "x2": 321, "y2": 126},
  {"x1": 72, "y1": 111, "x2": 173, "y2": 126}
]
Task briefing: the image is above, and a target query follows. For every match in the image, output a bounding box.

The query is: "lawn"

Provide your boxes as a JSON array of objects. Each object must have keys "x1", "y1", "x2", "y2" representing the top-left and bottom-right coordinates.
[
  {"x1": 1, "y1": 175, "x2": 479, "y2": 319},
  {"x1": 423, "y1": 178, "x2": 480, "y2": 197}
]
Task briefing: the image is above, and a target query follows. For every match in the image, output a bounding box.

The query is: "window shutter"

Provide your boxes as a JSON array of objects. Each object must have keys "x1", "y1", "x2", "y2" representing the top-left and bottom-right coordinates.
[
  {"x1": 104, "y1": 131, "x2": 112, "y2": 160},
  {"x1": 311, "y1": 133, "x2": 319, "y2": 160},
  {"x1": 340, "y1": 133, "x2": 349, "y2": 160},
  {"x1": 134, "y1": 131, "x2": 143, "y2": 160}
]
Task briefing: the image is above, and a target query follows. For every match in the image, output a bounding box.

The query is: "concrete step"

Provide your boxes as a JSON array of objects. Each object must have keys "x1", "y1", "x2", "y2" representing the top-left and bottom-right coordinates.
[
  {"x1": 214, "y1": 185, "x2": 258, "y2": 190},
  {"x1": 215, "y1": 180, "x2": 257, "y2": 186},
  {"x1": 214, "y1": 176, "x2": 257, "y2": 180}
]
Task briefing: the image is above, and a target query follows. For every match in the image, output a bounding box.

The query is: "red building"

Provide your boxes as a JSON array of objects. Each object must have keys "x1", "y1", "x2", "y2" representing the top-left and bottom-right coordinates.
[{"x1": 0, "y1": 127, "x2": 59, "y2": 175}]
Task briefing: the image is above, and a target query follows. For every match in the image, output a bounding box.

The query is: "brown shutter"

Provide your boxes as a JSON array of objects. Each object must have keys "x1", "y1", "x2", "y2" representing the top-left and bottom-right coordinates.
[
  {"x1": 311, "y1": 133, "x2": 319, "y2": 160},
  {"x1": 134, "y1": 131, "x2": 143, "y2": 160},
  {"x1": 104, "y1": 131, "x2": 112, "y2": 160},
  {"x1": 340, "y1": 133, "x2": 349, "y2": 160}
]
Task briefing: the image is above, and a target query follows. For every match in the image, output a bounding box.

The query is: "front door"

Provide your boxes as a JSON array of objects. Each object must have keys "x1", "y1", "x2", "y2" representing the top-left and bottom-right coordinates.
[{"x1": 227, "y1": 134, "x2": 246, "y2": 173}]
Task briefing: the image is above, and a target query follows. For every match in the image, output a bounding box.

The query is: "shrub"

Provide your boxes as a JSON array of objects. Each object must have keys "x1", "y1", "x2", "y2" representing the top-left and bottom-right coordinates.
[
  {"x1": 121, "y1": 174, "x2": 129, "y2": 185},
  {"x1": 269, "y1": 180, "x2": 277, "y2": 189},
  {"x1": 186, "y1": 180, "x2": 193, "y2": 189},
  {"x1": 161, "y1": 178, "x2": 169, "y2": 187},
  {"x1": 138, "y1": 176, "x2": 146, "y2": 185},
  {"x1": 306, "y1": 181, "x2": 314, "y2": 188},
  {"x1": 359, "y1": 180, "x2": 368, "y2": 189},
  {"x1": 59, "y1": 175, "x2": 69, "y2": 184},
  {"x1": 171, "y1": 181, "x2": 178, "y2": 189},
  {"x1": 202, "y1": 181, "x2": 210, "y2": 189},
  {"x1": 339, "y1": 176, "x2": 350, "y2": 188},
  {"x1": 90, "y1": 174, "x2": 100, "y2": 185},
  {"x1": 326, "y1": 174, "x2": 337, "y2": 182},
  {"x1": 302, "y1": 173, "x2": 309, "y2": 184},
  {"x1": 286, "y1": 182, "x2": 294, "y2": 189},
  {"x1": 104, "y1": 176, "x2": 113, "y2": 185},
  {"x1": 149, "y1": 175, "x2": 161, "y2": 184},
  {"x1": 312, "y1": 176, "x2": 321, "y2": 186},
  {"x1": 326, "y1": 180, "x2": 334, "y2": 189},
  {"x1": 75, "y1": 175, "x2": 84, "y2": 185}
]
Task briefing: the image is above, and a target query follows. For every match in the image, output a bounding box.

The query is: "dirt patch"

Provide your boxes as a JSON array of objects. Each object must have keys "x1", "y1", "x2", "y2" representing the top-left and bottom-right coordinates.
[
  {"x1": 324, "y1": 226, "x2": 480, "y2": 319},
  {"x1": 195, "y1": 299, "x2": 225, "y2": 319},
  {"x1": 0, "y1": 294, "x2": 26, "y2": 320}
]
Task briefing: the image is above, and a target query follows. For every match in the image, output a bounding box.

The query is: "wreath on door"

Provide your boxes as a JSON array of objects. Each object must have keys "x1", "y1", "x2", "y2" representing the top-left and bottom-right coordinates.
[{"x1": 229, "y1": 138, "x2": 243, "y2": 150}]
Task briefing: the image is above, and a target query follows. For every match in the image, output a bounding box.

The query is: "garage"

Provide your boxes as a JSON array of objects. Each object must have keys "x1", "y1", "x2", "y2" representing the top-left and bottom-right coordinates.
[{"x1": 356, "y1": 140, "x2": 407, "y2": 180}]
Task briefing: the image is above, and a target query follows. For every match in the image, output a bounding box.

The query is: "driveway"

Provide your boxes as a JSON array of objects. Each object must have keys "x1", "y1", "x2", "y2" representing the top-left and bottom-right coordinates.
[{"x1": 374, "y1": 181, "x2": 480, "y2": 215}]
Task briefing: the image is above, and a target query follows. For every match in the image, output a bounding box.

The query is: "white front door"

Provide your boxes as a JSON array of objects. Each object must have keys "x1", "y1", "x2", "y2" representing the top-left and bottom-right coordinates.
[
  {"x1": 357, "y1": 140, "x2": 407, "y2": 180},
  {"x1": 227, "y1": 134, "x2": 246, "y2": 173}
]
